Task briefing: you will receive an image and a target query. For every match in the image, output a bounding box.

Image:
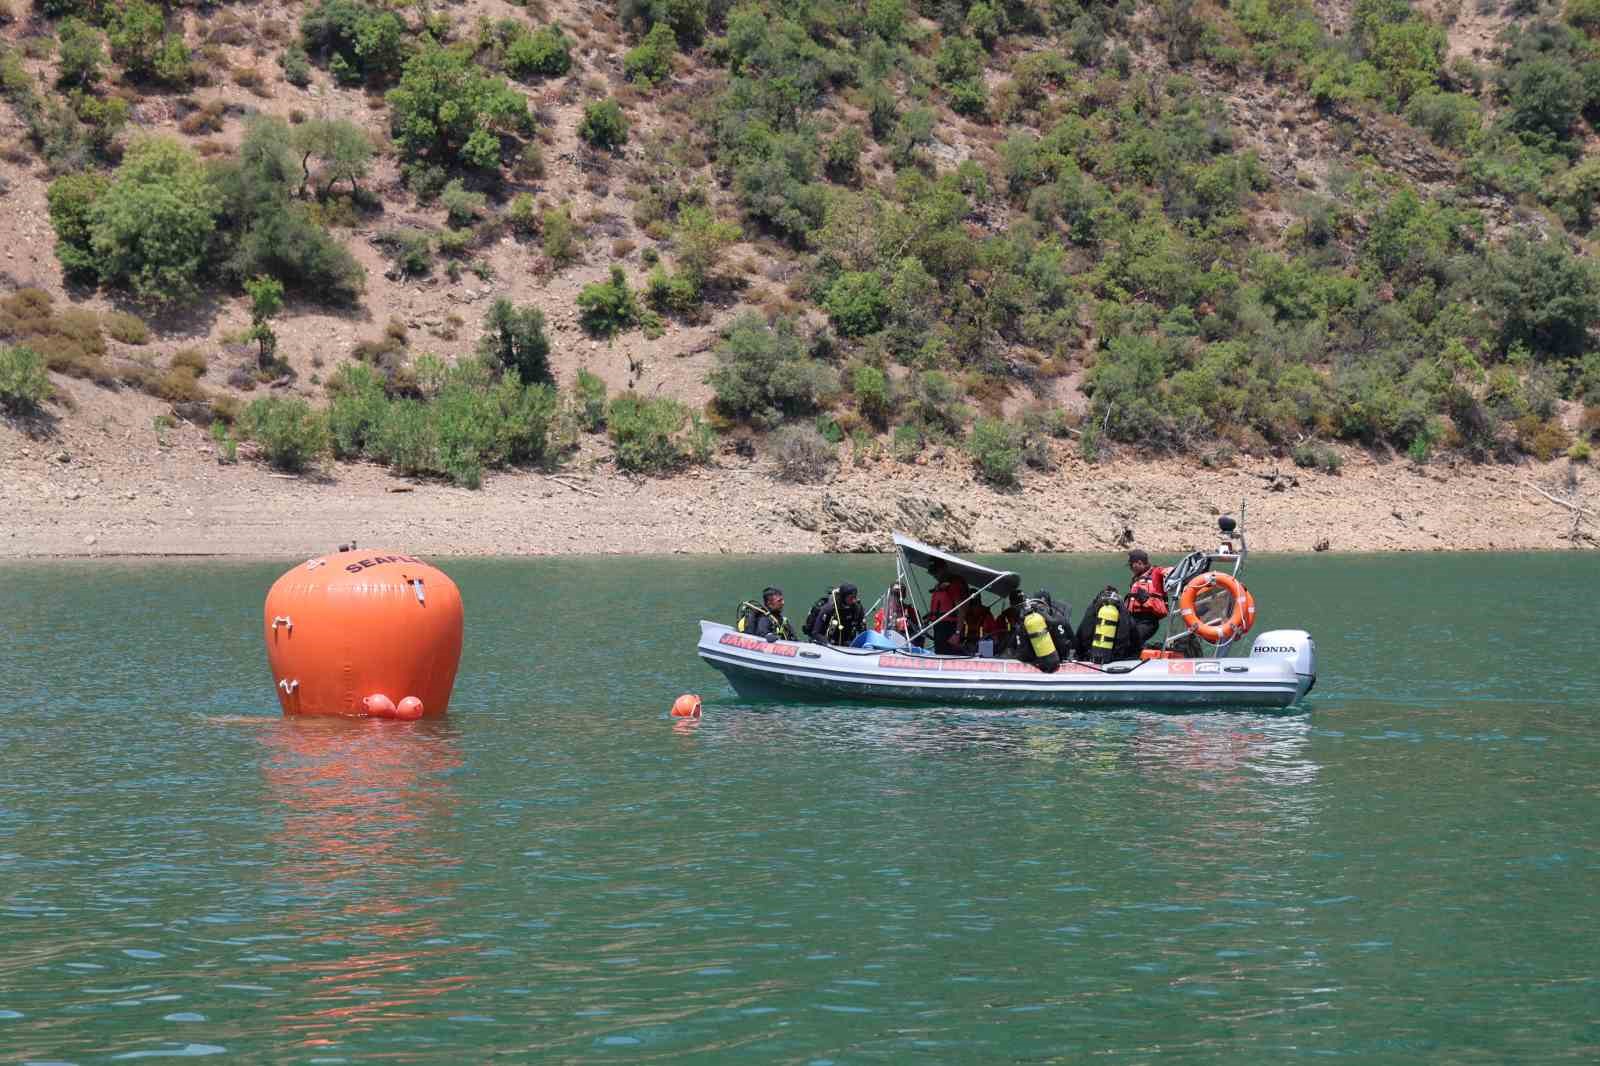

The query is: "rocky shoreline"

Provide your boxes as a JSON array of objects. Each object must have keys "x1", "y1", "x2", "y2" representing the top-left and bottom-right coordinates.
[{"x1": 4, "y1": 380, "x2": 1593, "y2": 559}]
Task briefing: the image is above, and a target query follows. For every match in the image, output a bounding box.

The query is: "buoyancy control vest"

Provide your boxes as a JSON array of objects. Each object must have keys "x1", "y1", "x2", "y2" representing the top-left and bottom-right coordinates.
[
  {"x1": 737, "y1": 601, "x2": 794, "y2": 640},
  {"x1": 806, "y1": 588, "x2": 865, "y2": 645}
]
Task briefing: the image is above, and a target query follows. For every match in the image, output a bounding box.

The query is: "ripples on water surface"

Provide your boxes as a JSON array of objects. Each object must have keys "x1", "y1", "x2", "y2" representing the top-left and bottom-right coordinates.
[{"x1": 2, "y1": 553, "x2": 1597, "y2": 1063}]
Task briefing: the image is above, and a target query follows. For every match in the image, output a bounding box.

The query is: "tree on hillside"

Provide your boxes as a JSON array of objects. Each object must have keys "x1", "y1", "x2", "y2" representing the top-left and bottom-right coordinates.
[
  {"x1": 210, "y1": 116, "x2": 367, "y2": 303},
  {"x1": 244, "y1": 275, "x2": 284, "y2": 369},
  {"x1": 386, "y1": 44, "x2": 529, "y2": 170},
  {"x1": 1487, "y1": 237, "x2": 1600, "y2": 360},
  {"x1": 87, "y1": 137, "x2": 220, "y2": 304},
  {"x1": 292, "y1": 118, "x2": 373, "y2": 198},
  {"x1": 477, "y1": 299, "x2": 553, "y2": 385}
]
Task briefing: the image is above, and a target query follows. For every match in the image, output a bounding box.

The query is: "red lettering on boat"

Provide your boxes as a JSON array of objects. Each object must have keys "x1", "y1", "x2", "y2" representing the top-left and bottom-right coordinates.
[{"x1": 718, "y1": 632, "x2": 798, "y2": 656}]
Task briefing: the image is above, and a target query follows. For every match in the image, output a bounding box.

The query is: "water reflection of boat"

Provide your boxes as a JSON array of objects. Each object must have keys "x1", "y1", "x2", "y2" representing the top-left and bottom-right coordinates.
[{"x1": 698, "y1": 530, "x2": 1316, "y2": 710}]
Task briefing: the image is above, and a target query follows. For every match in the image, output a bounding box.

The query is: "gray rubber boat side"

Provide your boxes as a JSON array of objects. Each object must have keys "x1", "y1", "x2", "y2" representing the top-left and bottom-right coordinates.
[{"x1": 696, "y1": 622, "x2": 1315, "y2": 709}]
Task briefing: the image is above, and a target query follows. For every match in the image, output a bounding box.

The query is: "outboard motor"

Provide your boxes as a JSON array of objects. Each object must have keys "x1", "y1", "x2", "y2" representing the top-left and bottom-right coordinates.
[{"x1": 1249, "y1": 629, "x2": 1317, "y2": 698}]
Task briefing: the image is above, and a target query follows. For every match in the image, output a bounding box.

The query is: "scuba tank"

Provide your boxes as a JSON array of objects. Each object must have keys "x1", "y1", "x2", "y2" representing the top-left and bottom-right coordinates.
[
  {"x1": 1022, "y1": 606, "x2": 1061, "y2": 674},
  {"x1": 1091, "y1": 598, "x2": 1120, "y2": 663}
]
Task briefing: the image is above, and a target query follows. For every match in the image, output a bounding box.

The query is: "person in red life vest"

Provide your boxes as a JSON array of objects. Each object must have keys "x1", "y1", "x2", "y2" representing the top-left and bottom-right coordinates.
[
  {"x1": 926, "y1": 563, "x2": 969, "y2": 653},
  {"x1": 958, "y1": 599, "x2": 1005, "y2": 654},
  {"x1": 1125, "y1": 548, "x2": 1170, "y2": 650}
]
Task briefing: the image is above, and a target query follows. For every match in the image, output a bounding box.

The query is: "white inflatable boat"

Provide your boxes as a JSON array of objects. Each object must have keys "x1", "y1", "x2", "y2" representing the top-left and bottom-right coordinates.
[{"x1": 697, "y1": 522, "x2": 1316, "y2": 710}]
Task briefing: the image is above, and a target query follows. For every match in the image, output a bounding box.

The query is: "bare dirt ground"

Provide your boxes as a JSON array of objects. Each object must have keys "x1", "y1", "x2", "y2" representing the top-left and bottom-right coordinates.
[{"x1": 4, "y1": 373, "x2": 1592, "y2": 559}]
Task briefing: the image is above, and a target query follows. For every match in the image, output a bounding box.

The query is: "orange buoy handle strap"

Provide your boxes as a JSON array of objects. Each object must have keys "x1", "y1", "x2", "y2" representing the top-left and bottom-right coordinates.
[{"x1": 1176, "y1": 572, "x2": 1257, "y2": 645}]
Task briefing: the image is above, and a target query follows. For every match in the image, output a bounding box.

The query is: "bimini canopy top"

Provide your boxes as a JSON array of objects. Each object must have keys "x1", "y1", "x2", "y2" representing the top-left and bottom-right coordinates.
[{"x1": 892, "y1": 532, "x2": 1021, "y2": 596}]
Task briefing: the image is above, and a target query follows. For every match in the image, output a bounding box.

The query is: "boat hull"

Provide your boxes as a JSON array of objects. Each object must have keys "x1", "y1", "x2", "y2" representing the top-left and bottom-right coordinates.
[{"x1": 697, "y1": 622, "x2": 1315, "y2": 710}]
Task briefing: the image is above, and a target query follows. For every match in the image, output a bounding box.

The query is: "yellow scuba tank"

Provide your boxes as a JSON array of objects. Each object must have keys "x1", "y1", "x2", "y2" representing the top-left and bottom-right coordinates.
[
  {"x1": 1092, "y1": 602, "x2": 1119, "y2": 651},
  {"x1": 1023, "y1": 610, "x2": 1061, "y2": 673}
]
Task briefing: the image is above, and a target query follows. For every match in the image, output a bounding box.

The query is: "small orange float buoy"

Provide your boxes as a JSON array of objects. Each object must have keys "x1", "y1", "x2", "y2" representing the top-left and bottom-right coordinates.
[
  {"x1": 362, "y1": 693, "x2": 397, "y2": 717},
  {"x1": 671, "y1": 694, "x2": 703, "y2": 718},
  {"x1": 264, "y1": 549, "x2": 464, "y2": 718}
]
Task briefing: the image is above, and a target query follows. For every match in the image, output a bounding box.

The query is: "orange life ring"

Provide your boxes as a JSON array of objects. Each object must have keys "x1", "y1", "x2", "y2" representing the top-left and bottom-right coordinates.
[{"x1": 1177, "y1": 572, "x2": 1257, "y2": 644}]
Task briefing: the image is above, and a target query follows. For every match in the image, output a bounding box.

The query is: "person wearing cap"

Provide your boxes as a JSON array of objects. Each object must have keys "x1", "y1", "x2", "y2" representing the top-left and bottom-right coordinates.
[
  {"x1": 737, "y1": 586, "x2": 794, "y2": 640},
  {"x1": 1125, "y1": 549, "x2": 1170, "y2": 650},
  {"x1": 807, "y1": 583, "x2": 866, "y2": 646}
]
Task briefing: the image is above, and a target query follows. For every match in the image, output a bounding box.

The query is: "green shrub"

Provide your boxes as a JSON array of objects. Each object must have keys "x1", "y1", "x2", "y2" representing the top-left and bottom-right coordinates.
[
  {"x1": 373, "y1": 398, "x2": 437, "y2": 475},
  {"x1": 851, "y1": 363, "x2": 893, "y2": 428},
  {"x1": 1403, "y1": 90, "x2": 1481, "y2": 149},
  {"x1": 608, "y1": 392, "x2": 698, "y2": 473},
  {"x1": 910, "y1": 369, "x2": 968, "y2": 438},
  {"x1": 46, "y1": 172, "x2": 109, "y2": 281},
  {"x1": 864, "y1": 0, "x2": 906, "y2": 40},
  {"x1": 935, "y1": 35, "x2": 984, "y2": 84},
  {"x1": 824, "y1": 271, "x2": 888, "y2": 336},
  {"x1": 477, "y1": 299, "x2": 552, "y2": 385},
  {"x1": 387, "y1": 43, "x2": 528, "y2": 168},
  {"x1": 578, "y1": 98, "x2": 629, "y2": 150},
  {"x1": 0, "y1": 344, "x2": 52, "y2": 414},
  {"x1": 57, "y1": 18, "x2": 104, "y2": 89},
  {"x1": 1487, "y1": 237, "x2": 1600, "y2": 360},
  {"x1": 1570, "y1": 0, "x2": 1600, "y2": 33},
  {"x1": 624, "y1": 22, "x2": 675, "y2": 85},
  {"x1": 825, "y1": 126, "x2": 864, "y2": 183},
  {"x1": 645, "y1": 267, "x2": 700, "y2": 316},
  {"x1": 575, "y1": 368, "x2": 607, "y2": 431},
  {"x1": 967, "y1": 417, "x2": 1021, "y2": 485},
  {"x1": 326, "y1": 360, "x2": 389, "y2": 457},
  {"x1": 577, "y1": 267, "x2": 640, "y2": 336},
  {"x1": 376, "y1": 227, "x2": 434, "y2": 276},
  {"x1": 624, "y1": 0, "x2": 707, "y2": 45},
  {"x1": 107, "y1": 0, "x2": 165, "y2": 81},
  {"x1": 506, "y1": 193, "x2": 539, "y2": 235},
  {"x1": 707, "y1": 312, "x2": 839, "y2": 428},
  {"x1": 439, "y1": 179, "x2": 487, "y2": 227},
  {"x1": 947, "y1": 79, "x2": 988, "y2": 117},
  {"x1": 1503, "y1": 57, "x2": 1583, "y2": 143},
  {"x1": 892, "y1": 422, "x2": 923, "y2": 462},
  {"x1": 239, "y1": 396, "x2": 330, "y2": 472},
  {"x1": 280, "y1": 45, "x2": 312, "y2": 87},
  {"x1": 300, "y1": 0, "x2": 407, "y2": 84},
  {"x1": 505, "y1": 25, "x2": 571, "y2": 80},
  {"x1": 542, "y1": 205, "x2": 582, "y2": 265},
  {"x1": 87, "y1": 137, "x2": 220, "y2": 304},
  {"x1": 672, "y1": 206, "x2": 740, "y2": 288}
]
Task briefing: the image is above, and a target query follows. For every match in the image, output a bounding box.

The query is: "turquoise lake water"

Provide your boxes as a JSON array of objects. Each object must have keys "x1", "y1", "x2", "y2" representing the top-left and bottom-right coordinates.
[{"x1": 2, "y1": 552, "x2": 1597, "y2": 1062}]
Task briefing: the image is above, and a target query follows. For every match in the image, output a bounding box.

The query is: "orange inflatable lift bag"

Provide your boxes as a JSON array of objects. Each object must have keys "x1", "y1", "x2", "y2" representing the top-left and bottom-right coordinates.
[{"x1": 264, "y1": 549, "x2": 464, "y2": 718}]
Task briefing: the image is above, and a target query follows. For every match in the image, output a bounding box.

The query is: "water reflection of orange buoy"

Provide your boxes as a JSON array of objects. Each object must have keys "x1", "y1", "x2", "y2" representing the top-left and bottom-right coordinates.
[
  {"x1": 264, "y1": 550, "x2": 464, "y2": 718},
  {"x1": 258, "y1": 718, "x2": 471, "y2": 1047}
]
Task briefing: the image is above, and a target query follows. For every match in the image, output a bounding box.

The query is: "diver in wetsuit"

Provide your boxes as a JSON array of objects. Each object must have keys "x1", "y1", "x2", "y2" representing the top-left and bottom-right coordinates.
[
  {"x1": 737, "y1": 586, "x2": 795, "y2": 640},
  {"x1": 807, "y1": 583, "x2": 866, "y2": 646}
]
